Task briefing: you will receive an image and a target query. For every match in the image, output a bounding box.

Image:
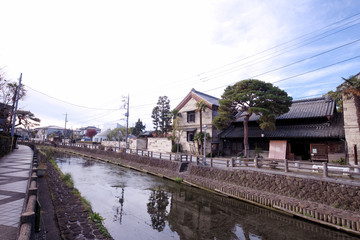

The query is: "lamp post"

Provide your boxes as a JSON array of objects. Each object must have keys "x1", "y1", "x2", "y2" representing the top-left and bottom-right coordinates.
[{"x1": 203, "y1": 125, "x2": 207, "y2": 166}]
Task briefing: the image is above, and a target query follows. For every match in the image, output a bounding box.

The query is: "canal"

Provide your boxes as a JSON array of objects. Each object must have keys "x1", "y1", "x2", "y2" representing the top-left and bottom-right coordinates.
[{"x1": 55, "y1": 155, "x2": 358, "y2": 240}]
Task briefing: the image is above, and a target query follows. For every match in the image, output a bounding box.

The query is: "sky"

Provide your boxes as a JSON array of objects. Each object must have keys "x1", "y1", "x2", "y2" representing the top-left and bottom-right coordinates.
[{"x1": 0, "y1": 0, "x2": 359, "y2": 131}]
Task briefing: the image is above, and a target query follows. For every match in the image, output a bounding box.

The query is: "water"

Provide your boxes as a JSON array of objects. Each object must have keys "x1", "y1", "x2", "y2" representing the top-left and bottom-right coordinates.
[{"x1": 55, "y1": 155, "x2": 359, "y2": 240}]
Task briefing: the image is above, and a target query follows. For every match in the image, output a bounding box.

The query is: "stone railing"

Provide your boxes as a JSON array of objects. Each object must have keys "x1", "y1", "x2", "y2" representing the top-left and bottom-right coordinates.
[{"x1": 18, "y1": 150, "x2": 40, "y2": 240}]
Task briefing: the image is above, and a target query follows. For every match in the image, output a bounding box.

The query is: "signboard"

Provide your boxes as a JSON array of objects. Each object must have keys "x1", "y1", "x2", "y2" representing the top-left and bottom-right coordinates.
[{"x1": 269, "y1": 140, "x2": 287, "y2": 159}]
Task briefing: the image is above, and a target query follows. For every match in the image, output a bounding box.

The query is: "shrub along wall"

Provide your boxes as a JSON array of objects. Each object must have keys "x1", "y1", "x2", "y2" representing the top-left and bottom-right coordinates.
[{"x1": 0, "y1": 134, "x2": 11, "y2": 157}]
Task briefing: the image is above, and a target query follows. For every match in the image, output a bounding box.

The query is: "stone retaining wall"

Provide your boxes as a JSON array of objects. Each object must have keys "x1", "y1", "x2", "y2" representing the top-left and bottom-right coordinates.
[
  {"x1": 37, "y1": 148, "x2": 113, "y2": 240},
  {"x1": 188, "y1": 166, "x2": 360, "y2": 212},
  {"x1": 36, "y1": 144, "x2": 360, "y2": 235}
]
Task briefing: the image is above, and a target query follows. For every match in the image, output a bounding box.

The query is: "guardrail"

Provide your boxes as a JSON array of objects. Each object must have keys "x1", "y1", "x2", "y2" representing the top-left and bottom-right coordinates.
[{"x1": 20, "y1": 140, "x2": 360, "y2": 179}]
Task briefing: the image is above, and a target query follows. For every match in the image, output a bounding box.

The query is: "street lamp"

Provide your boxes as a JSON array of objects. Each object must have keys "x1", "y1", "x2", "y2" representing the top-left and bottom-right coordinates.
[{"x1": 203, "y1": 125, "x2": 207, "y2": 166}]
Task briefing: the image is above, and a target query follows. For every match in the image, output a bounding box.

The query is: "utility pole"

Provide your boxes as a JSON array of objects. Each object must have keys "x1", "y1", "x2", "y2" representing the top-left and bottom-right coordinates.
[
  {"x1": 125, "y1": 94, "x2": 129, "y2": 149},
  {"x1": 64, "y1": 113, "x2": 68, "y2": 142},
  {"x1": 10, "y1": 73, "x2": 22, "y2": 152}
]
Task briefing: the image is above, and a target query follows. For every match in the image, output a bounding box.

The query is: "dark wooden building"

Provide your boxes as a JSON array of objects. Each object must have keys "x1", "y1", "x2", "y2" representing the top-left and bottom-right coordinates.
[{"x1": 218, "y1": 96, "x2": 345, "y2": 162}]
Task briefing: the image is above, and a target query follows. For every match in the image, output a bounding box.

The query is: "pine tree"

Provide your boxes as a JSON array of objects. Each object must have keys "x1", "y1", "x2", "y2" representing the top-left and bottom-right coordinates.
[
  {"x1": 132, "y1": 118, "x2": 146, "y2": 136},
  {"x1": 213, "y1": 79, "x2": 292, "y2": 157}
]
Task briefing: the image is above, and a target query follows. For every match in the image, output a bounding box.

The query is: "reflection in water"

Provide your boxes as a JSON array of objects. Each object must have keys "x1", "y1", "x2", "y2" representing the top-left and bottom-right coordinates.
[
  {"x1": 55, "y1": 155, "x2": 359, "y2": 240},
  {"x1": 147, "y1": 188, "x2": 169, "y2": 232},
  {"x1": 113, "y1": 187, "x2": 125, "y2": 224}
]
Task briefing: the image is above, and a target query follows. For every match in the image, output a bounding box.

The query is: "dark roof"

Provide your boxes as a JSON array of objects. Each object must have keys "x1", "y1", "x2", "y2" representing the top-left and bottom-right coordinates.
[
  {"x1": 175, "y1": 88, "x2": 219, "y2": 111},
  {"x1": 191, "y1": 89, "x2": 219, "y2": 106},
  {"x1": 235, "y1": 96, "x2": 335, "y2": 122},
  {"x1": 220, "y1": 112, "x2": 344, "y2": 139}
]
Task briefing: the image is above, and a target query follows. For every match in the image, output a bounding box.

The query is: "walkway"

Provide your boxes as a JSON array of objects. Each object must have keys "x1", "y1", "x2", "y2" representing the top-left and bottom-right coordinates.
[{"x1": 0, "y1": 145, "x2": 33, "y2": 240}]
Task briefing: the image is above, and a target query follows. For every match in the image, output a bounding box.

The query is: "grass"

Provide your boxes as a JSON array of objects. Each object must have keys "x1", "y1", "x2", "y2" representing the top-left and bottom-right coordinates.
[
  {"x1": 42, "y1": 148, "x2": 111, "y2": 239},
  {"x1": 174, "y1": 177, "x2": 183, "y2": 183}
]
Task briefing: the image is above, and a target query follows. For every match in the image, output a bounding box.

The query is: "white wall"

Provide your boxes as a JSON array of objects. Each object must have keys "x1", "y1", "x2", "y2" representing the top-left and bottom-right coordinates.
[{"x1": 147, "y1": 138, "x2": 172, "y2": 153}]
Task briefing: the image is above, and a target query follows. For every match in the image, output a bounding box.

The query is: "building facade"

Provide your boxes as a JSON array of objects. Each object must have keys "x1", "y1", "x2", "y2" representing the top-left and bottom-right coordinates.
[{"x1": 174, "y1": 89, "x2": 220, "y2": 155}]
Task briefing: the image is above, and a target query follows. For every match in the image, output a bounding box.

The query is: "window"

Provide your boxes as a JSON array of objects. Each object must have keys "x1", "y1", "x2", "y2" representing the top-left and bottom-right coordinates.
[
  {"x1": 187, "y1": 111, "x2": 195, "y2": 123},
  {"x1": 187, "y1": 131, "x2": 195, "y2": 141}
]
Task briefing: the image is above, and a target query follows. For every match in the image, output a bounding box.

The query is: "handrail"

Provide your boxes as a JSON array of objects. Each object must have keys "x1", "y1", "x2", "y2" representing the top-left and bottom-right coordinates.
[{"x1": 19, "y1": 140, "x2": 360, "y2": 180}]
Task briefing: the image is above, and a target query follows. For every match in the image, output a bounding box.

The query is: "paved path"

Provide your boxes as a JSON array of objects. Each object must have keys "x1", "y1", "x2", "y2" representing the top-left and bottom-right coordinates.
[{"x1": 0, "y1": 145, "x2": 33, "y2": 240}]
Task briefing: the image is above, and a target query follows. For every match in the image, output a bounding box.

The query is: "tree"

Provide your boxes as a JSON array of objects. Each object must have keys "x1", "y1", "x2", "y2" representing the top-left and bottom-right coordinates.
[
  {"x1": 107, "y1": 127, "x2": 125, "y2": 141},
  {"x1": 170, "y1": 109, "x2": 183, "y2": 153},
  {"x1": 151, "y1": 106, "x2": 160, "y2": 135},
  {"x1": 0, "y1": 73, "x2": 27, "y2": 132},
  {"x1": 326, "y1": 74, "x2": 360, "y2": 112},
  {"x1": 213, "y1": 79, "x2": 292, "y2": 157},
  {"x1": 195, "y1": 100, "x2": 207, "y2": 133},
  {"x1": 194, "y1": 100, "x2": 208, "y2": 154},
  {"x1": 86, "y1": 129, "x2": 97, "y2": 140},
  {"x1": 132, "y1": 119, "x2": 146, "y2": 136},
  {"x1": 151, "y1": 96, "x2": 171, "y2": 136},
  {"x1": 15, "y1": 110, "x2": 40, "y2": 129}
]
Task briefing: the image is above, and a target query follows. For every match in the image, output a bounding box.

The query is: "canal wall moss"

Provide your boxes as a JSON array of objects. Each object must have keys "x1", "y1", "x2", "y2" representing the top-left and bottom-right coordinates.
[{"x1": 37, "y1": 147, "x2": 113, "y2": 240}]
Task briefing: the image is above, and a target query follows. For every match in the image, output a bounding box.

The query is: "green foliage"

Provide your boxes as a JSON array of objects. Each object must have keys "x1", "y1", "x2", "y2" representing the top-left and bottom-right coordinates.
[
  {"x1": 213, "y1": 79, "x2": 292, "y2": 157},
  {"x1": 15, "y1": 110, "x2": 40, "y2": 129},
  {"x1": 213, "y1": 79, "x2": 292, "y2": 131},
  {"x1": 193, "y1": 132, "x2": 210, "y2": 142},
  {"x1": 171, "y1": 143, "x2": 182, "y2": 153},
  {"x1": 107, "y1": 127, "x2": 126, "y2": 141},
  {"x1": 195, "y1": 100, "x2": 207, "y2": 133},
  {"x1": 0, "y1": 133, "x2": 11, "y2": 158},
  {"x1": 61, "y1": 173, "x2": 74, "y2": 189},
  {"x1": 324, "y1": 90, "x2": 343, "y2": 112},
  {"x1": 174, "y1": 177, "x2": 183, "y2": 183},
  {"x1": 90, "y1": 212, "x2": 104, "y2": 223},
  {"x1": 132, "y1": 118, "x2": 146, "y2": 136},
  {"x1": 152, "y1": 96, "x2": 172, "y2": 136},
  {"x1": 326, "y1": 74, "x2": 360, "y2": 112},
  {"x1": 333, "y1": 157, "x2": 346, "y2": 165}
]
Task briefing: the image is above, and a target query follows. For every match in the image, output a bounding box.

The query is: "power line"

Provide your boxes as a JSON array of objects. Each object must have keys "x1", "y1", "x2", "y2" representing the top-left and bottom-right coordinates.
[
  {"x1": 202, "y1": 55, "x2": 360, "y2": 94},
  {"x1": 273, "y1": 55, "x2": 360, "y2": 84},
  {"x1": 200, "y1": 20, "x2": 360, "y2": 82},
  {"x1": 26, "y1": 85, "x2": 120, "y2": 110},
  {"x1": 197, "y1": 12, "x2": 360, "y2": 78}
]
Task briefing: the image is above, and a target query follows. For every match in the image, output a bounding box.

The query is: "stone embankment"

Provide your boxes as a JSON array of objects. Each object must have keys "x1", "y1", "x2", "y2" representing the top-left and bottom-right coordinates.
[
  {"x1": 37, "y1": 149, "x2": 113, "y2": 240},
  {"x1": 37, "y1": 144, "x2": 360, "y2": 237}
]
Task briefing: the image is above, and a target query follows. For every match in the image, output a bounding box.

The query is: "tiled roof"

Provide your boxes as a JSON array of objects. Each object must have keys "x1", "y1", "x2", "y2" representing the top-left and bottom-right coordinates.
[
  {"x1": 235, "y1": 96, "x2": 336, "y2": 122},
  {"x1": 191, "y1": 89, "x2": 219, "y2": 106},
  {"x1": 220, "y1": 112, "x2": 344, "y2": 139},
  {"x1": 175, "y1": 88, "x2": 219, "y2": 111}
]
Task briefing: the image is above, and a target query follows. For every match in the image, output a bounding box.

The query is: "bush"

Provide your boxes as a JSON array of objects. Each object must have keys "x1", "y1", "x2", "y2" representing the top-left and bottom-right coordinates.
[
  {"x1": 171, "y1": 143, "x2": 182, "y2": 153},
  {"x1": 0, "y1": 134, "x2": 11, "y2": 158}
]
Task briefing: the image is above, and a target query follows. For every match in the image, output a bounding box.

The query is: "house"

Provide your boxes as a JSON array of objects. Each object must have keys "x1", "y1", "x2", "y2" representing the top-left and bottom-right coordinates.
[
  {"x1": 219, "y1": 96, "x2": 345, "y2": 162},
  {"x1": 36, "y1": 125, "x2": 67, "y2": 141},
  {"x1": 174, "y1": 88, "x2": 220, "y2": 155},
  {"x1": 78, "y1": 126, "x2": 101, "y2": 141},
  {"x1": 15, "y1": 127, "x2": 31, "y2": 140}
]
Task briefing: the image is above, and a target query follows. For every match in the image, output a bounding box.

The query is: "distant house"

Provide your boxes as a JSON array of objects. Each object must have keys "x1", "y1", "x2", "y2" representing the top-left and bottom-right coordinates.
[
  {"x1": 93, "y1": 129, "x2": 111, "y2": 143},
  {"x1": 219, "y1": 96, "x2": 345, "y2": 162},
  {"x1": 36, "y1": 125, "x2": 66, "y2": 141},
  {"x1": 174, "y1": 88, "x2": 220, "y2": 155},
  {"x1": 78, "y1": 126, "x2": 101, "y2": 141}
]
